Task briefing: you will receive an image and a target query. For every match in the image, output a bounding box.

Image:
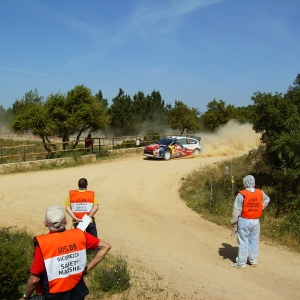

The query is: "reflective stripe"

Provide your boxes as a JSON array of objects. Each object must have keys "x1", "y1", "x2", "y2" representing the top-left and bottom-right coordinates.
[
  {"x1": 71, "y1": 202, "x2": 93, "y2": 213},
  {"x1": 45, "y1": 249, "x2": 86, "y2": 281}
]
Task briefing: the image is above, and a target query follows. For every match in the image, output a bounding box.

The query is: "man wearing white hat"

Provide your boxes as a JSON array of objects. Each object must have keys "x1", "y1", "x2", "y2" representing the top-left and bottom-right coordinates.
[{"x1": 19, "y1": 206, "x2": 111, "y2": 300}]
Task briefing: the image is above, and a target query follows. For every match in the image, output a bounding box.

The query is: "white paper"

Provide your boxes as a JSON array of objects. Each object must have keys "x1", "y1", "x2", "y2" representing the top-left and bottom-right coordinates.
[{"x1": 76, "y1": 214, "x2": 92, "y2": 232}]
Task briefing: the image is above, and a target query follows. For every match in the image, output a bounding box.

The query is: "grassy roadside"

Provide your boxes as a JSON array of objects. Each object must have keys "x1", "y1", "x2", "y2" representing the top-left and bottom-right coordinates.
[{"x1": 179, "y1": 154, "x2": 300, "y2": 253}]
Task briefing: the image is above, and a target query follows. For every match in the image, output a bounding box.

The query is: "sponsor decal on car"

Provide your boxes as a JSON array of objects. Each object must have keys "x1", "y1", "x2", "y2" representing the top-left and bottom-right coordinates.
[{"x1": 143, "y1": 136, "x2": 201, "y2": 160}]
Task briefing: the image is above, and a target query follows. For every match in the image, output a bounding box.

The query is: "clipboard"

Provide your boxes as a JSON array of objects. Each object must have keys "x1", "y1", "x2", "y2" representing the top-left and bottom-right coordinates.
[{"x1": 76, "y1": 214, "x2": 92, "y2": 232}]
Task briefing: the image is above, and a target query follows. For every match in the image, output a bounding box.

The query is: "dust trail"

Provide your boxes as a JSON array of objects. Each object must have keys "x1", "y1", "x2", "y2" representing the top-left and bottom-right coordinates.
[{"x1": 199, "y1": 120, "x2": 261, "y2": 157}]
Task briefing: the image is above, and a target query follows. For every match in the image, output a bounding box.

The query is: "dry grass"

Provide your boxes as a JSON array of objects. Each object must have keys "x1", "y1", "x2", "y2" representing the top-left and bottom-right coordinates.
[{"x1": 86, "y1": 256, "x2": 198, "y2": 300}]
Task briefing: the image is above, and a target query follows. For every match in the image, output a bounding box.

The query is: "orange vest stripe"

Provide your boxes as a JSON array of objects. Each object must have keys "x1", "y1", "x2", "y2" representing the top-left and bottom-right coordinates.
[
  {"x1": 35, "y1": 229, "x2": 87, "y2": 293},
  {"x1": 240, "y1": 189, "x2": 263, "y2": 219},
  {"x1": 70, "y1": 190, "x2": 94, "y2": 219}
]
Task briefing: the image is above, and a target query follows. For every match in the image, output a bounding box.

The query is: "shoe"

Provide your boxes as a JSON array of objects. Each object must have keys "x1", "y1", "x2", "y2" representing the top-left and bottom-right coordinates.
[
  {"x1": 230, "y1": 263, "x2": 246, "y2": 268},
  {"x1": 250, "y1": 263, "x2": 257, "y2": 267}
]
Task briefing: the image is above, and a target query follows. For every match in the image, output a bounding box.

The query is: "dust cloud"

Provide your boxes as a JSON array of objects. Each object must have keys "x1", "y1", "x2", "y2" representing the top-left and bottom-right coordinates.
[
  {"x1": 199, "y1": 120, "x2": 261, "y2": 157},
  {"x1": 0, "y1": 124, "x2": 11, "y2": 134}
]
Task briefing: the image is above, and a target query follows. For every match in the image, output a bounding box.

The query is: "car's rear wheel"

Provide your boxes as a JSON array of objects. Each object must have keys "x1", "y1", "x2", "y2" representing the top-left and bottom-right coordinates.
[
  {"x1": 163, "y1": 150, "x2": 172, "y2": 160},
  {"x1": 193, "y1": 148, "x2": 201, "y2": 155}
]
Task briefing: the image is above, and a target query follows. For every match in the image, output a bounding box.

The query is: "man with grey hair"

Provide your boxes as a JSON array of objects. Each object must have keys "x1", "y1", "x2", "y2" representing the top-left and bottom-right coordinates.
[
  {"x1": 230, "y1": 175, "x2": 270, "y2": 268},
  {"x1": 19, "y1": 206, "x2": 111, "y2": 300}
]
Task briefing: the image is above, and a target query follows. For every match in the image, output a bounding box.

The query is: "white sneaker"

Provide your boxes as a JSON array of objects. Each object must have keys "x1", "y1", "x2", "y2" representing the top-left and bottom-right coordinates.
[
  {"x1": 250, "y1": 263, "x2": 257, "y2": 267},
  {"x1": 230, "y1": 263, "x2": 246, "y2": 268}
]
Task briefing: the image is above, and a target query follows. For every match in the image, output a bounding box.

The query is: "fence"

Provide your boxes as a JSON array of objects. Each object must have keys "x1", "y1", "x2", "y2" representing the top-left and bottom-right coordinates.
[{"x1": 0, "y1": 134, "x2": 163, "y2": 164}]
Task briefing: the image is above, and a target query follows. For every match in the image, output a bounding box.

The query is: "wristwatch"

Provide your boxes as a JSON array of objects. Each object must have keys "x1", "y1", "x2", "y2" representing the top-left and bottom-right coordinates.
[{"x1": 23, "y1": 294, "x2": 29, "y2": 300}]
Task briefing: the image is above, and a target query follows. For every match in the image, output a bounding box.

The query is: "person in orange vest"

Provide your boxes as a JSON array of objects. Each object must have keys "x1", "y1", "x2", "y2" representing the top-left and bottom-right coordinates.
[
  {"x1": 19, "y1": 206, "x2": 111, "y2": 300},
  {"x1": 230, "y1": 175, "x2": 270, "y2": 268},
  {"x1": 65, "y1": 178, "x2": 99, "y2": 237}
]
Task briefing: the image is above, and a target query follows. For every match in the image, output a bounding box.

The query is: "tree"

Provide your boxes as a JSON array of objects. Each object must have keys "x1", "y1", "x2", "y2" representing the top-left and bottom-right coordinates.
[
  {"x1": 10, "y1": 89, "x2": 56, "y2": 154},
  {"x1": 131, "y1": 90, "x2": 169, "y2": 133},
  {"x1": 95, "y1": 90, "x2": 109, "y2": 110},
  {"x1": 108, "y1": 89, "x2": 134, "y2": 136},
  {"x1": 132, "y1": 91, "x2": 147, "y2": 127},
  {"x1": 233, "y1": 105, "x2": 255, "y2": 124},
  {"x1": 0, "y1": 105, "x2": 13, "y2": 128},
  {"x1": 250, "y1": 74, "x2": 300, "y2": 205},
  {"x1": 201, "y1": 99, "x2": 235, "y2": 131},
  {"x1": 167, "y1": 100, "x2": 201, "y2": 135},
  {"x1": 145, "y1": 90, "x2": 169, "y2": 125},
  {"x1": 59, "y1": 85, "x2": 111, "y2": 149},
  {"x1": 11, "y1": 86, "x2": 111, "y2": 153}
]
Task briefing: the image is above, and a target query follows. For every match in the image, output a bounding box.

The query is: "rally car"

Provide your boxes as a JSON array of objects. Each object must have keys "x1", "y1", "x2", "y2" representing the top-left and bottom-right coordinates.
[{"x1": 143, "y1": 136, "x2": 201, "y2": 160}]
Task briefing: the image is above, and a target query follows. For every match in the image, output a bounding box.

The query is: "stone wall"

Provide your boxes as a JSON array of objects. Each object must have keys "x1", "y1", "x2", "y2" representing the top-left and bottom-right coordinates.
[
  {"x1": 0, "y1": 154, "x2": 96, "y2": 173},
  {"x1": 106, "y1": 147, "x2": 144, "y2": 156},
  {"x1": 0, "y1": 147, "x2": 145, "y2": 173}
]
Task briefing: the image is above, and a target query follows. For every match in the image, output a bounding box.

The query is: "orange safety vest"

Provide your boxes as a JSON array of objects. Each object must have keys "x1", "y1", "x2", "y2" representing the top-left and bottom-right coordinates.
[
  {"x1": 69, "y1": 190, "x2": 95, "y2": 219},
  {"x1": 35, "y1": 229, "x2": 86, "y2": 293},
  {"x1": 240, "y1": 189, "x2": 263, "y2": 219}
]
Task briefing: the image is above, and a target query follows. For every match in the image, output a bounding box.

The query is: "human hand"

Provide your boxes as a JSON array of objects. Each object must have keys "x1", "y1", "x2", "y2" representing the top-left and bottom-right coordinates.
[
  {"x1": 75, "y1": 217, "x2": 82, "y2": 222},
  {"x1": 82, "y1": 266, "x2": 88, "y2": 276}
]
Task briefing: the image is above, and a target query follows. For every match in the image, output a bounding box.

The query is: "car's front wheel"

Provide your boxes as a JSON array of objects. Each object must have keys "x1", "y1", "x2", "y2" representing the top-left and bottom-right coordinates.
[
  {"x1": 193, "y1": 148, "x2": 201, "y2": 155},
  {"x1": 163, "y1": 150, "x2": 172, "y2": 160}
]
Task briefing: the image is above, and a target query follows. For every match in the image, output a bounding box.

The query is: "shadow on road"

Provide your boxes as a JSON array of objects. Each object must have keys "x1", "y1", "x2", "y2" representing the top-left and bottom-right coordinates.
[{"x1": 218, "y1": 243, "x2": 238, "y2": 262}]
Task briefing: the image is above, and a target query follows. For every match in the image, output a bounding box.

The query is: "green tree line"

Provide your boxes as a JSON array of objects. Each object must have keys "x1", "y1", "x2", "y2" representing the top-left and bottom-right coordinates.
[{"x1": 2, "y1": 85, "x2": 203, "y2": 153}]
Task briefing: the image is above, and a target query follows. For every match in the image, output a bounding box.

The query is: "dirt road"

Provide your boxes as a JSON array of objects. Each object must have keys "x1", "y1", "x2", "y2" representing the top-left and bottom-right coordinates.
[
  {"x1": 1, "y1": 122, "x2": 300, "y2": 299},
  {"x1": 1, "y1": 152, "x2": 300, "y2": 299}
]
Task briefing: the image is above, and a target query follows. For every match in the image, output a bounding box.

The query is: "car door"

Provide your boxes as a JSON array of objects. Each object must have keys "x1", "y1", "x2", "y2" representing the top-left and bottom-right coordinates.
[
  {"x1": 186, "y1": 138, "x2": 198, "y2": 150},
  {"x1": 178, "y1": 138, "x2": 195, "y2": 150}
]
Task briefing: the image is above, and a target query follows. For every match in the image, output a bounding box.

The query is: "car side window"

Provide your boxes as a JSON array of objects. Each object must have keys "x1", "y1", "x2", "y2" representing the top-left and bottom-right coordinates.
[
  {"x1": 189, "y1": 139, "x2": 197, "y2": 144},
  {"x1": 179, "y1": 138, "x2": 187, "y2": 145}
]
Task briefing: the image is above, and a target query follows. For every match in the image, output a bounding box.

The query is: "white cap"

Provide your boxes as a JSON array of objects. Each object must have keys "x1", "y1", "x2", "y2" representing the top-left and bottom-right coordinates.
[{"x1": 45, "y1": 206, "x2": 66, "y2": 226}]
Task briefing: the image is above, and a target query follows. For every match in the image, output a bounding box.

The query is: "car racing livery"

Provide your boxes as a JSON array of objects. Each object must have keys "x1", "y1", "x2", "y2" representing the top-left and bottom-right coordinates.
[{"x1": 144, "y1": 136, "x2": 201, "y2": 160}]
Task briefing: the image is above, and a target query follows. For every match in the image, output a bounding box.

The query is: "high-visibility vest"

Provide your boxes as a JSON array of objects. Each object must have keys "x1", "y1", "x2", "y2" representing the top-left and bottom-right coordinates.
[
  {"x1": 35, "y1": 229, "x2": 87, "y2": 293},
  {"x1": 240, "y1": 189, "x2": 263, "y2": 219},
  {"x1": 69, "y1": 190, "x2": 94, "y2": 219}
]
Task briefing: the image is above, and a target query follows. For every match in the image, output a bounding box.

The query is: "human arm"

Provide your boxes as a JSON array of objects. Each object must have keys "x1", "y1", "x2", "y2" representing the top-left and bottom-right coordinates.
[
  {"x1": 231, "y1": 193, "x2": 243, "y2": 224},
  {"x1": 262, "y1": 191, "x2": 270, "y2": 209},
  {"x1": 18, "y1": 274, "x2": 40, "y2": 300},
  {"x1": 83, "y1": 239, "x2": 111, "y2": 275},
  {"x1": 65, "y1": 206, "x2": 82, "y2": 223},
  {"x1": 88, "y1": 204, "x2": 99, "y2": 219}
]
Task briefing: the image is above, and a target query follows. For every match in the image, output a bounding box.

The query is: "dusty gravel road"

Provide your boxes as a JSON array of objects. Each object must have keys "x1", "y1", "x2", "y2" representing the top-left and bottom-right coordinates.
[{"x1": 1, "y1": 122, "x2": 300, "y2": 300}]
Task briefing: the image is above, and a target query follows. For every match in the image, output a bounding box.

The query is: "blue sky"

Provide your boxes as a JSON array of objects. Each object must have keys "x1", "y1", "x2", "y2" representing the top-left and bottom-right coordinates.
[{"x1": 0, "y1": 0, "x2": 299, "y2": 112}]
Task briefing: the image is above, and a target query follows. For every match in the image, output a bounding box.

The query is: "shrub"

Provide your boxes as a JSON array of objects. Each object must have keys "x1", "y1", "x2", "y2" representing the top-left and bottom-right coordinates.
[
  {"x1": 0, "y1": 227, "x2": 33, "y2": 300},
  {"x1": 89, "y1": 253, "x2": 130, "y2": 296},
  {"x1": 99, "y1": 262, "x2": 130, "y2": 292}
]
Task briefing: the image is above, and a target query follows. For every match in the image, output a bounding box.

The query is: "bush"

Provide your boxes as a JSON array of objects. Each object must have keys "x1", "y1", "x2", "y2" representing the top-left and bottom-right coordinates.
[
  {"x1": 89, "y1": 253, "x2": 130, "y2": 296},
  {"x1": 0, "y1": 227, "x2": 33, "y2": 300},
  {"x1": 99, "y1": 262, "x2": 130, "y2": 292}
]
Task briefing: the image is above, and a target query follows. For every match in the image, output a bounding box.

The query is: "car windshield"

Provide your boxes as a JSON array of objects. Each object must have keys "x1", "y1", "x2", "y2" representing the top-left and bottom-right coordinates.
[{"x1": 156, "y1": 138, "x2": 174, "y2": 145}]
